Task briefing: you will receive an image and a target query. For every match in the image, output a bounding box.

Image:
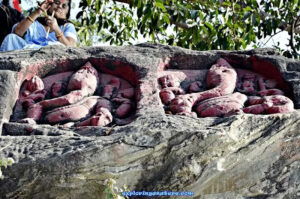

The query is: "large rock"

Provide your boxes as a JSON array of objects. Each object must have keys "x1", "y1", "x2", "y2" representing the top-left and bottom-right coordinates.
[{"x1": 0, "y1": 44, "x2": 299, "y2": 199}]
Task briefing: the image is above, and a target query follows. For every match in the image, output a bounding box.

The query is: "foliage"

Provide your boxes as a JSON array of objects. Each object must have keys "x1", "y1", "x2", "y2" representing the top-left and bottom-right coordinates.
[
  {"x1": 77, "y1": 0, "x2": 300, "y2": 57},
  {"x1": 20, "y1": 0, "x2": 300, "y2": 58},
  {"x1": 0, "y1": 158, "x2": 14, "y2": 179},
  {"x1": 103, "y1": 178, "x2": 129, "y2": 199},
  {"x1": 75, "y1": 0, "x2": 300, "y2": 58}
]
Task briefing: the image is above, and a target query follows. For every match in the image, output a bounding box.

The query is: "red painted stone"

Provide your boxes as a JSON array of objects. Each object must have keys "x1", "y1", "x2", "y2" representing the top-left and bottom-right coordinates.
[
  {"x1": 14, "y1": 60, "x2": 137, "y2": 127},
  {"x1": 40, "y1": 62, "x2": 99, "y2": 109},
  {"x1": 168, "y1": 58, "x2": 237, "y2": 115},
  {"x1": 196, "y1": 92, "x2": 247, "y2": 117},
  {"x1": 159, "y1": 58, "x2": 294, "y2": 117}
]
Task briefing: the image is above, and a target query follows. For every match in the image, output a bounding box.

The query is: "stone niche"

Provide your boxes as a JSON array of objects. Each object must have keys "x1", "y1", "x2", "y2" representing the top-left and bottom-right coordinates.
[
  {"x1": 4, "y1": 57, "x2": 139, "y2": 135},
  {"x1": 159, "y1": 54, "x2": 295, "y2": 118}
]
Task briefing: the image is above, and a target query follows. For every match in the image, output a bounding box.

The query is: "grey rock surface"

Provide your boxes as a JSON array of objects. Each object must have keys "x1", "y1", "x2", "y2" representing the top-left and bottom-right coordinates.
[{"x1": 0, "y1": 44, "x2": 299, "y2": 199}]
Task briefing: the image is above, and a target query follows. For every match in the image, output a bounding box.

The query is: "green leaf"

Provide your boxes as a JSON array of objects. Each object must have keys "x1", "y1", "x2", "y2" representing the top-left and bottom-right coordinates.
[
  {"x1": 105, "y1": 36, "x2": 113, "y2": 42},
  {"x1": 95, "y1": 0, "x2": 101, "y2": 12},
  {"x1": 86, "y1": 0, "x2": 91, "y2": 6},
  {"x1": 251, "y1": 13, "x2": 256, "y2": 25},
  {"x1": 137, "y1": 0, "x2": 142, "y2": 8},
  {"x1": 162, "y1": 14, "x2": 170, "y2": 24},
  {"x1": 155, "y1": 1, "x2": 166, "y2": 12},
  {"x1": 204, "y1": 22, "x2": 215, "y2": 33}
]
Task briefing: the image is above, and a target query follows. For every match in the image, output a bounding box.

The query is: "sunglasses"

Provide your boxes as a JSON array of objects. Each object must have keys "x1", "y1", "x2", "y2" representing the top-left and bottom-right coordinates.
[{"x1": 52, "y1": 0, "x2": 69, "y2": 8}]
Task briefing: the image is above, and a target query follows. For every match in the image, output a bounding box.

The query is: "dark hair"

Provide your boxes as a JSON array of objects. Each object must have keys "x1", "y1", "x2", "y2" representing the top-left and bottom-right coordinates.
[
  {"x1": 66, "y1": 0, "x2": 72, "y2": 20},
  {"x1": 0, "y1": 2, "x2": 24, "y2": 44},
  {"x1": 2, "y1": 0, "x2": 9, "y2": 6},
  {"x1": 37, "y1": 0, "x2": 72, "y2": 26}
]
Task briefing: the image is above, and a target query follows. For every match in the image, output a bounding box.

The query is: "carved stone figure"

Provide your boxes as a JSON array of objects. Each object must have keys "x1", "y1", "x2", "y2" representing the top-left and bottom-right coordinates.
[
  {"x1": 103, "y1": 77, "x2": 135, "y2": 118},
  {"x1": 103, "y1": 77, "x2": 120, "y2": 99},
  {"x1": 15, "y1": 62, "x2": 136, "y2": 127},
  {"x1": 257, "y1": 77, "x2": 285, "y2": 96},
  {"x1": 196, "y1": 92, "x2": 247, "y2": 117},
  {"x1": 160, "y1": 87, "x2": 185, "y2": 105},
  {"x1": 45, "y1": 96, "x2": 106, "y2": 124},
  {"x1": 169, "y1": 58, "x2": 237, "y2": 115},
  {"x1": 113, "y1": 97, "x2": 134, "y2": 118},
  {"x1": 117, "y1": 88, "x2": 135, "y2": 99},
  {"x1": 243, "y1": 95, "x2": 294, "y2": 114},
  {"x1": 188, "y1": 81, "x2": 202, "y2": 93},
  {"x1": 24, "y1": 75, "x2": 44, "y2": 93},
  {"x1": 158, "y1": 74, "x2": 185, "y2": 105},
  {"x1": 159, "y1": 74, "x2": 177, "y2": 88},
  {"x1": 19, "y1": 76, "x2": 47, "y2": 121},
  {"x1": 51, "y1": 82, "x2": 67, "y2": 98},
  {"x1": 77, "y1": 107, "x2": 113, "y2": 127},
  {"x1": 159, "y1": 58, "x2": 295, "y2": 117},
  {"x1": 22, "y1": 90, "x2": 47, "y2": 108},
  {"x1": 40, "y1": 62, "x2": 99, "y2": 109}
]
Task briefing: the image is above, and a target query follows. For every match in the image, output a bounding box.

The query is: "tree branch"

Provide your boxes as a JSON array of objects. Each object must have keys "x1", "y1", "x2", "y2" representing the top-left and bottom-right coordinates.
[
  {"x1": 169, "y1": 19, "x2": 190, "y2": 29},
  {"x1": 260, "y1": 30, "x2": 285, "y2": 47}
]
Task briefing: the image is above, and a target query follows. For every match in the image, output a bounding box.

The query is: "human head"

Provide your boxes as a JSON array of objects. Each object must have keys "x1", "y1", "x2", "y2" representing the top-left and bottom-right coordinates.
[{"x1": 48, "y1": 0, "x2": 71, "y2": 20}]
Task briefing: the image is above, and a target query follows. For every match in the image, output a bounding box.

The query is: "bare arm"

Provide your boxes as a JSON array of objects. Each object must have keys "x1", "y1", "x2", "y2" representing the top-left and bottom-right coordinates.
[
  {"x1": 14, "y1": 0, "x2": 53, "y2": 37},
  {"x1": 55, "y1": 31, "x2": 77, "y2": 47},
  {"x1": 45, "y1": 17, "x2": 77, "y2": 47},
  {"x1": 14, "y1": 10, "x2": 40, "y2": 37}
]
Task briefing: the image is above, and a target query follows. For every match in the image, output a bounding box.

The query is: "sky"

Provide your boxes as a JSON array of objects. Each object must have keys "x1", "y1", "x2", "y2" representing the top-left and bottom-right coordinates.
[{"x1": 20, "y1": 0, "x2": 290, "y2": 49}]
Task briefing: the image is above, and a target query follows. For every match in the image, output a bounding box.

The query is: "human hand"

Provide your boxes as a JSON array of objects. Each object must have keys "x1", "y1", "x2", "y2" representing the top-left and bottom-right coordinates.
[
  {"x1": 45, "y1": 15, "x2": 59, "y2": 32},
  {"x1": 36, "y1": 0, "x2": 53, "y2": 15}
]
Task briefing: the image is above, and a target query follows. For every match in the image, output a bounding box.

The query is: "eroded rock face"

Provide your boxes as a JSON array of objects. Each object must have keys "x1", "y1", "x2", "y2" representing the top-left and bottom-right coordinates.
[{"x1": 0, "y1": 44, "x2": 299, "y2": 199}]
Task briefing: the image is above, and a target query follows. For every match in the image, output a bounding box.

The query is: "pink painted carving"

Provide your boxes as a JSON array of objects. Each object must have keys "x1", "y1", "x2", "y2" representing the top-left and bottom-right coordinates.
[
  {"x1": 45, "y1": 96, "x2": 104, "y2": 124},
  {"x1": 27, "y1": 103, "x2": 43, "y2": 121},
  {"x1": 189, "y1": 81, "x2": 202, "y2": 93},
  {"x1": 16, "y1": 76, "x2": 47, "y2": 122},
  {"x1": 159, "y1": 75, "x2": 176, "y2": 88},
  {"x1": 243, "y1": 95, "x2": 294, "y2": 114},
  {"x1": 168, "y1": 58, "x2": 237, "y2": 116},
  {"x1": 51, "y1": 82, "x2": 67, "y2": 98},
  {"x1": 196, "y1": 92, "x2": 247, "y2": 117},
  {"x1": 118, "y1": 88, "x2": 135, "y2": 99},
  {"x1": 22, "y1": 90, "x2": 47, "y2": 108},
  {"x1": 76, "y1": 98, "x2": 113, "y2": 127},
  {"x1": 40, "y1": 62, "x2": 99, "y2": 109},
  {"x1": 159, "y1": 58, "x2": 294, "y2": 117},
  {"x1": 160, "y1": 87, "x2": 185, "y2": 105},
  {"x1": 77, "y1": 107, "x2": 113, "y2": 127},
  {"x1": 103, "y1": 78, "x2": 120, "y2": 99},
  {"x1": 14, "y1": 62, "x2": 136, "y2": 127},
  {"x1": 158, "y1": 74, "x2": 185, "y2": 105},
  {"x1": 113, "y1": 97, "x2": 134, "y2": 118},
  {"x1": 25, "y1": 75, "x2": 44, "y2": 93}
]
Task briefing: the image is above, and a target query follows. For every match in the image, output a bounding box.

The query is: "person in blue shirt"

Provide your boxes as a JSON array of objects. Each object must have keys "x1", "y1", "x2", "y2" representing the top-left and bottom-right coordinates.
[{"x1": 0, "y1": 0, "x2": 77, "y2": 51}]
